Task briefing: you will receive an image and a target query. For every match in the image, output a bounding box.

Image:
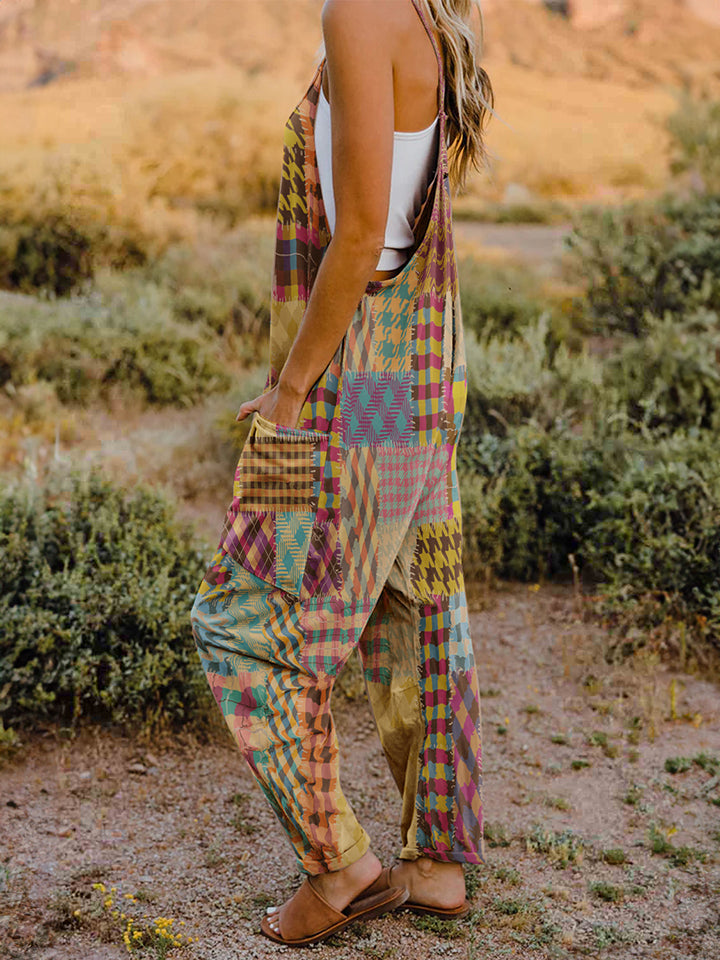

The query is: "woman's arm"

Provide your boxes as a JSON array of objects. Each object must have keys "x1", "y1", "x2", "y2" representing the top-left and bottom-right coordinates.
[{"x1": 237, "y1": 0, "x2": 396, "y2": 428}]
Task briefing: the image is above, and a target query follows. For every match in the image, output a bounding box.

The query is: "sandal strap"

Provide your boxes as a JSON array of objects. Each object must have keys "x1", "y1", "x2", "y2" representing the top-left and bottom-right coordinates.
[
  {"x1": 278, "y1": 877, "x2": 346, "y2": 941},
  {"x1": 352, "y1": 865, "x2": 395, "y2": 900}
]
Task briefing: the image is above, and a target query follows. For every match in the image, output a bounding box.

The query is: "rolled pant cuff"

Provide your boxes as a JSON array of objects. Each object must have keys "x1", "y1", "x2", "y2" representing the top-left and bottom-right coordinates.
[
  {"x1": 399, "y1": 843, "x2": 487, "y2": 866},
  {"x1": 301, "y1": 828, "x2": 372, "y2": 876}
]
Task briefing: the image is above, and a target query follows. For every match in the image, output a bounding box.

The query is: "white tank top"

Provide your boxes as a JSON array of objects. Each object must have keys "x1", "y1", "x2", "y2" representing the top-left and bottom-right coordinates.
[{"x1": 315, "y1": 84, "x2": 440, "y2": 271}]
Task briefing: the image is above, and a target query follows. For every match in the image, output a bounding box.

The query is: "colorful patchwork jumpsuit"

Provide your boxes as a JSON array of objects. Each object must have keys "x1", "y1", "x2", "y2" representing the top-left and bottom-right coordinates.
[{"x1": 190, "y1": 0, "x2": 485, "y2": 876}]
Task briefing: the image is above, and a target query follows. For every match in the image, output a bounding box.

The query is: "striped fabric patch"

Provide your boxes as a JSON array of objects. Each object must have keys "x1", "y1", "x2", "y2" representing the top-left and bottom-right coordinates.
[{"x1": 233, "y1": 437, "x2": 322, "y2": 511}]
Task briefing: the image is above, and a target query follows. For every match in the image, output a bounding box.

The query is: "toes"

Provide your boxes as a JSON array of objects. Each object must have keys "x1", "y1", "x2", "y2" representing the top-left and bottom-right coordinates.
[{"x1": 266, "y1": 906, "x2": 278, "y2": 915}]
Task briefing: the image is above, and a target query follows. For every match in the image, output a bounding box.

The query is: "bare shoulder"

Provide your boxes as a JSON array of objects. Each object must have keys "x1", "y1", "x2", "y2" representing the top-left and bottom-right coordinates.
[{"x1": 322, "y1": 0, "x2": 406, "y2": 42}]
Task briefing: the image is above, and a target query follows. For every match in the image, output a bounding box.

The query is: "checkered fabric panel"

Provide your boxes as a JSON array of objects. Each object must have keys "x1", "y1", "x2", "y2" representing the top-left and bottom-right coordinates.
[
  {"x1": 448, "y1": 590, "x2": 473, "y2": 673},
  {"x1": 275, "y1": 511, "x2": 314, "y2": 596},
  {"x1": 301, "y1": 509, "x2": 342, "y2": 600},
  {"x1": 417, "y1": 598, "x2": 454, "y2": 854},
  {"x1": 369, "y1": 272, "x2": 418, "y2": 374},
  {"x1": 233, "y1": 436, "x2": 322, "y2": 511},
  {"x1": 220, "y1": 510, "x2": 276, "y2": 584},
  {"x1": 375, "y1": 445, "x2": 430, "y2": 524},
  {"x1": 344, "y1": 298, "x2": 375, "y2": 373}
]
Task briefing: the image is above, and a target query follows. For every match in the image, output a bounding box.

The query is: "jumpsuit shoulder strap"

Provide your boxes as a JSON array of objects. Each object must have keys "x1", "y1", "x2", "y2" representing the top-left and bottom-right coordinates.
[{"x1": 409, "y1": 0, "x2": 446, "y2": 120}]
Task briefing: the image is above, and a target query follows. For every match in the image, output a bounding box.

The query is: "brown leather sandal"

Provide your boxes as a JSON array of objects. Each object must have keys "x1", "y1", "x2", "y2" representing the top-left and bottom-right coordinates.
[
  {"x1": 353, "y1": 865, "x2": 472, "y2": 920},
  {"x1": 260, "y1": 874, "x2": 409, "y2": 946}
]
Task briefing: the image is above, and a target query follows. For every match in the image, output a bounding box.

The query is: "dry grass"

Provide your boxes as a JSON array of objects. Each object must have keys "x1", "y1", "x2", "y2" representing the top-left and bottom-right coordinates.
[
  {"x1": 468, "y1": 61, "x2": 678, "y2": 203},
  {"x1": 0, "y1": 42, "x2": 686, "y2": 251},
  {"x1": 1, "y1": 0, "x2": 718, "y2": 231},
  {"x1": 0, "y1": 66, "x2": 295, "y2": 251}
]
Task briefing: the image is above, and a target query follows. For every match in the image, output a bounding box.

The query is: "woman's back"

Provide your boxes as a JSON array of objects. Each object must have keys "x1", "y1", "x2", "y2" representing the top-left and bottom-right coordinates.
[
  {"x1": 319, "y1": 0, "x2": 441, "y2": 135},
  {"x1": 316, "y1": 0, "x2": 442, "y2": 272}
]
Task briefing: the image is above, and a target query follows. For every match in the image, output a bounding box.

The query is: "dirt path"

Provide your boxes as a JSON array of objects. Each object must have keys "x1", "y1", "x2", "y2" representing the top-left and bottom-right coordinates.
[
  {"x1": 454, "y1": 222, "x2": 574, "y2": 276},
  {"x1": 2, "y1": 583, "x2": 718, "y2": 960}
]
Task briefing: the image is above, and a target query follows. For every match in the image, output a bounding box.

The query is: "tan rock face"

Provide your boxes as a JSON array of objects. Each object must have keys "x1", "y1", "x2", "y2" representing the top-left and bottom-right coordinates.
[
  {"x1": 569, "y1": 0, "x2": 628, "y2": 30},
  {"x1": 480, "y1": 0, "x2": 627, "y2": 27},
  {"x1": 482, "y1": 0, "x2": 720, "y2": 31},
  {"x1": 686, "y1": 0, "x2": 720, "y2": 27}
]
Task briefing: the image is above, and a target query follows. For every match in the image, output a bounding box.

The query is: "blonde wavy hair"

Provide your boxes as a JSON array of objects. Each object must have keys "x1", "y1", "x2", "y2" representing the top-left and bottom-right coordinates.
[
  {"x1": 317, "y1": 0, "x2": 495, "y2": 192},
  {"x1": 420, "y1": 0, "x2": 495, "y2": 190}
]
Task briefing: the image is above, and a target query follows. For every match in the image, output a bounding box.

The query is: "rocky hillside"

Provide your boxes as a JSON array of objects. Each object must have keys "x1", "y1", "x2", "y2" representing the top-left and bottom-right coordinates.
[{"x1": 1, "y1": 0, "x2": 719, "y2": 95}]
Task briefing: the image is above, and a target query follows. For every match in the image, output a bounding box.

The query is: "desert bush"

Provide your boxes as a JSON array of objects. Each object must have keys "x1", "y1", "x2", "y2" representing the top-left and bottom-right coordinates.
[
  {"x1": 665, "y1": 91, "x2": 720, "y2": 194},
  {"x1": 458, "y1": 418, "x2": 720, "y2": 662},
  {"x1": 143, "y1": 229, "x2": 273, "y2": 342},
  {"x1": 461, "y1": 314, "x2": 604, "y2": 436},
  {"x1": 601, "y1": 309, "x2": 720, "y2": 434},
  {"x1": 458, "y1": 421, "x2": 619, "y2": 582},
  {"x1": 0, "y1": 472, "x2": 211, "y2": 732},
  {"x1": 0, "y1": 71, "x2": 287, "y2": 263},
  {"x1": 0, "y1": 276, "x2": 232, "y2": 406},
  {"x1": 579, "y1": 430, "x2": 720, "y2": 662},
  {"x1": 562, "y1": 193, "x2": 720, "y2": 337},
  {"x1": 458, "y1": 258, "x2": 555, "y2": 341},
  {"x1": 4, "y1": 216, "x2": 94, "y2": 297}
]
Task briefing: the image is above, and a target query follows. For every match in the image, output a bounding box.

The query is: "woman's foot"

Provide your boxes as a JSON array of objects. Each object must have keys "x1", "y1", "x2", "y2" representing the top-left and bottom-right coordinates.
[
  {"x1": 264, "y1": 849, "x2": 383, "y2": 935},
  {"x1": 389, "y1": 857, "x2": 466, "y2": 911}
]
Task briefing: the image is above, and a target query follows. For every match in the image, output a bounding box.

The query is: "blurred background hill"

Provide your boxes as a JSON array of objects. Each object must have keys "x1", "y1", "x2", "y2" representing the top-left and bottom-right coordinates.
[
  {"x1": 0, "y1": 0, "x2": 719, "y2": 219},
  {"x1": 1, "y1": 0, "x2": 719, "y2": 94}
]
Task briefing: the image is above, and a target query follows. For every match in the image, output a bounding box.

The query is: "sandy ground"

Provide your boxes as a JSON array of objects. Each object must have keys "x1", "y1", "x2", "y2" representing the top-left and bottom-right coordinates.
[{"x1": 2, "y1": 582, "x2": 718, "y2": 960}]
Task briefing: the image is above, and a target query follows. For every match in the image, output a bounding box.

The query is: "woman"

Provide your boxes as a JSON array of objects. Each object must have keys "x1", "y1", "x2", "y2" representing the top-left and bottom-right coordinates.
[{"x1": 191, "y1": 0, "x2": 494, "y2": 947}]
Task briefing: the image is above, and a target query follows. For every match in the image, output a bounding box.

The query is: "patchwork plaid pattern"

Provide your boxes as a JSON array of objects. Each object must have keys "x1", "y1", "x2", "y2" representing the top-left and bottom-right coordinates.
[
  {"x1": 413, "y1": 444, "x2": 454, "y2": 526},
  {"x1": 376, "y1": 445, "x2": 429, "y2": 524},
  {"x1": 275, "y1": 511, "x2": 314, "y2": 596},
  {"x1": 233, "y1": 434, "x2": 322, "y2": 512},
  {"x1": 345, "y1": 298, "x2": 375, "y2": 373},
  {"x1": 417, "y1": 599, "x2": 454, "y2": 854},
  {"x1": 301, "y1": 510, "x2": 342, "y2": 600},
  {"x1": 448, "y1": 590, "x2": 474, "y2": 672},
  {"x1": 220, "y1": 510, "x2": 275, "y2": 584},
  {"x1": 340, "y1": 447, "x2": 379, "y2": 601},
  {"x1": 368, "y1": 273, "x2": 418, "y2": 374},
  {"x1": 301, "y1": 598, "x2": 372, "y2": 678},
  {"x1": 451, "y1": 667, "x2": 484, "y2": 855},
  {"x1": 190, "y1": 0, "x2": 485, "y2": 877},
  {"x1": 342, "y1": 372, "x2": 414, "y2": 446}
]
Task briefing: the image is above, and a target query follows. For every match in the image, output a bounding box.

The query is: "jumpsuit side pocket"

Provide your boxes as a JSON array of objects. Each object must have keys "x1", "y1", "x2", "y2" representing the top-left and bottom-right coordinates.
[{"x1": 218, "y1": 413, "x2": 329, "y2": 598}]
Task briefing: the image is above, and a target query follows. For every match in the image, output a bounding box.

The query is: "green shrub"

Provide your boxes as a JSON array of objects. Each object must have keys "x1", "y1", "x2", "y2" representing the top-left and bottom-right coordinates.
[
  {"x1": 0, "y1": 275, "x2": 232, "y2": 405},
  {"x1": 601, "y1": 309, "x2": 720, "y2": 434},
  {"x1": 562, "y1": 193, "x2": 720, "y2": 336},
  {"x1": 458, "y1": 421, "x2": 617, "y2": 582},
  {"x1": 579, "y1": 431, "x2": 720, "y2": 658},
  {"x1": 0, "y1": 472, "x2": 211, "y2": 732},
  {"x1": 458, "y1": 258, "x2": 553, "y2": 341},
  {"x1": 144, "y1": 233, "x2": 272, "y2": 341},
  {"x1": 665, "y1": 756, "x2": 693, "y2": 775},
  {"x1": 6, "y1": 216, "x2": 93, "y2": 297},
  {"x1": 0, "y1": 213, "x2": 150, "y2": 293},
  {"x1": 665, "y1": 91, "x2": 720, "y2": 194},
  {"x1": 461, "y1": 315, "x2": 604, "y2": 438}
]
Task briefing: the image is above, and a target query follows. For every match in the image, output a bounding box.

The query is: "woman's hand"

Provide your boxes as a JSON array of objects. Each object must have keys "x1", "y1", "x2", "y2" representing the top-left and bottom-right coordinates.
[{"x1": 235, "y1": 384, "x2": 306, "y2": 430}]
